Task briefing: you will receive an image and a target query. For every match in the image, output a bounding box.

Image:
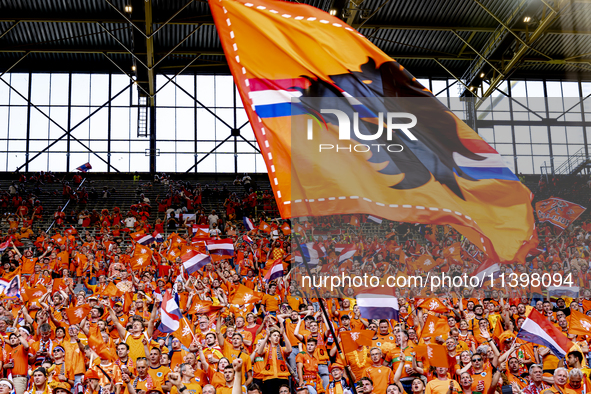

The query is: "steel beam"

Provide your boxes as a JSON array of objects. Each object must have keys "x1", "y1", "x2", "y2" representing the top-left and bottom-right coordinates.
[
  {"x1": 433, "y1": 59, "x2": 480, "y2": 98},
  {"x1": 478, "y1": 0, "x2": 563, "y2": 106},
  {"x1": 185, "y1": 135, "x2": 232, "y2": 173},
  {"x1": 145, "y1": 0, "x2": 155, "y2": 102}
]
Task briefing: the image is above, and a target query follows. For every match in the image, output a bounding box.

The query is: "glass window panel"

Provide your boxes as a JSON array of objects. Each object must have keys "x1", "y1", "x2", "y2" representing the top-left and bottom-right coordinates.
[
  {"x1": 553, "y1": 145, "x2": 568, "y2": 156},
  {"x1": 197, "y1": 76, "x2": 215, "y2": 108},
  {"x1": 29, "y1": 109, "x2": 50, "y2": 139},
  {"x1": 515, "y1": 144, "x2": 531, "y2": 155},
  {"x1": 238, "y1": 153, "x2": 256, "y2": 173},
  {"x1": 550, "y1": 127, "x2": 566, "y2": 143},
  {"x1": 531, "y1": 144, "x2": 550, "y2": 155},
  {"x1": 215, "y1": 108, "x2": 234, "y2": 132},
  {"x1": 111, "y1": 108, "x2": 131, "y2": 140},
  {"x1": 49, "y1": 108, "x2": 68, "y2": 139},
  {"x1": 431, "y1": 79, "x2": 447, "y2": 97},
  {"x1": 568, "y1": 145, "x2": 585, "y2": 155},
  {"x1": 111, "y1": 75, "x2": 131, "y2": 106},
  {"x1": 156, "y1": 108, "x2": 176, "y2": 139},
  {"x1": 493, "y1": 112, "x2": 511, "y2": 120},
  {"x1": 196, "y1": 108, "x2": 216, "y2": 140},
  {"x1": 255, "y1": 156, "x2": 267, "y2": 173},
  {"x1": 158, "y1": 141, "x2": 176, "y2": 153},
  {"x1": 564, "y1": 113, "x2": 582, "y2": 122},
  {"x1": 514, "y1": 126, "x2": 530, "y2": 143},
  {"x1": 566, "y1": 127, "x2": 584, "y2": 144},
  {"x1": 530, "y1": 126, "x2": 548, "y2": 143},
  {"x1": 511, "y1": 80, "x2": 526, "y2": 96},
  {"x1": 545, "y1": 81, "x2": 562, "y2": 97},
  {"x1": 216, "y1": 153, "x2": 234, "y2": 172},
  {"x1": 0, "y1": 153, "x2": 6, "y2": 171},
  {"x1": 0, "y1": 108, "x2": 7, "y2": 139},
  {"x1": 0, "y1": 76, "x2": 10, "y2": 105},
  {"x1": 197, "y1": 142, "x2": 216, "y2": 153},
  {"x1": 562, "y1": 82, "x2": 579, "y2": 97},
  {"x1": 157, "y1": 153, "x2": 176, "y2": 172},
  {"x1": 48, "y1": 152, "x2": 66, "y2": 172},
  {"x1": 89, "y1": 140, "x2": 108, "y2": 153},
  {"x1": 516, "y1": 156, "x2": 533, "y2": 174},
  {"x1": 177, "y1": 141, "x2": 194, "y2": 153},
  {"x1": 89, "y1": 107, "x2": 109, "y2": 140},
  {"x1": 176, "y1": 75, "x2": 195, "y2": 107},
  {"x1": 50, "y1": 74, "x2": 69, "y2": 105},
  {"x1": 526, "y1": 81, "x2": 544, "y2": 97},
  {"x1": 90, "y1": 74, "x2": 109, "y2": 106},
  {"x1": 48, "y1": 140, "x2": 67, "y2": 153},
  {"x1": 71, "y1": 74, "x2": 90, "y2": 105},
  {"x1": 8, "y1": 107, "x2": 27, "y2": 137},
  {"x1": 494, "y1": 126, "x2": 512, "y2": 143},
  {"x1": 448, "y1": 80, "x2": 460, "y2": 97},
  {"x1": 495, "y1": 144, "x2": 514, "y2": 155},
  {"x1": 111, "y1": 140, "x2": 129, "y2": 153},
  {"x1": 28, "y1": 153, "x2": 50, "y2": 172},
  {"x1": 7, "y1": 74, "x2": 29, "y2": 106},
  {"x1": 176, "y1": 109, "x2": 195, "y2": 140},
  {"x1": 31, "y1": 74, "x2": 51, "y2": 106},
  {"x1": 71, "y1": 107, "x2": 91, "y2": 140},
  {"x1": 156, "y1": 75, "x2": 176, "y2": 106},
  {"x1": 176, "y1": 153, "x2": 194, "y2": 172},
  {"x1": 111, "y1": 152, "x2": 130, "y2": 172},
  {"x1": 215, "y1": 76, "x2": 234, "y2": 107},
  {"x1": 90, "y1": 154, "x2": 108, "y2": 172},
  {"x1": 478, "y1": 128, "x2": 494, "y2": 143}
]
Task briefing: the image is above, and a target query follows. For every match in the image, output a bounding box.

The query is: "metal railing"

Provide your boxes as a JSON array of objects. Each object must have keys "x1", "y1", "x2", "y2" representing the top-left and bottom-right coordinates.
[{"x1": 540, "y1": 147, "x2": 590, "y2": 178}]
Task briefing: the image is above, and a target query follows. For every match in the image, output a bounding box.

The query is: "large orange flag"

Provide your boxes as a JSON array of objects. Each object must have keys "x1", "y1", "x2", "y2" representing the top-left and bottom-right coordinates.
[
  {"x1": 415, "y1": 344, "x2": 449, "y2": 368},
  {"x1": 442, "y1": 242, "x2": 462, "y2": 263},
  {"x1": 229, "y1": 284, "x2": 263, "y2": 305},
  {"x1": 535, "y1": 198, "x2": 586, "y2": 230},
  {"x1": 173, "y1": 318, "x2": 196, "y2": 348},
  {"x1": 420, "y1": 315, "x2": 450, "y2": 339},
  {"x1": 339, "y1": 330, "x2": 374, "y2": 354},
  {"x1": 65, "y1": 304, "x2": 92, "y2": 326},
  {"x1": 567, "y1": 309, "x2": 591, "y2": 336},
  {"x1": 130, "y1": 243, "x2": 153, "y2": 271},
  {"x1": 416, "y1": 298, "x2": 449, "y2": 314},
  {"x1": 210, "y1": 0, "x2": 536, "y2": 263}
]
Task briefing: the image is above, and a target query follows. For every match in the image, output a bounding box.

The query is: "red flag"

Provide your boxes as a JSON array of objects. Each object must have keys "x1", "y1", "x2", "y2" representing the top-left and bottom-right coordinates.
[
  {"x1": 210, "y1": 0, "x2": 536, "y2": 263},
  {"x1": 535, "y1": 198, "x2": 586, "y2": 230},
  {"x1": 65, "y1": 305, "x2": 92, "y2": 326}
]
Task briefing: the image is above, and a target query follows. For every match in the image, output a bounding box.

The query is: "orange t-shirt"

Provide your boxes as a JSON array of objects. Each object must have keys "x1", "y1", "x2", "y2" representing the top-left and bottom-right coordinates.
[
  {"x1": 21, "y1": 257, "x2": 38, "y2": 275},
  {"x1": 11, "y1": 344, "x2": 29, "y2": 375}
]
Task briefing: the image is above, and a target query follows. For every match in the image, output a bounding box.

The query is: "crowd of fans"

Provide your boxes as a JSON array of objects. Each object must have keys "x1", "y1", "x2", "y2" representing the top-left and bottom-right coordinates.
[{"x1": 0, "y1": 172, "x2": 589, "y2": 394}]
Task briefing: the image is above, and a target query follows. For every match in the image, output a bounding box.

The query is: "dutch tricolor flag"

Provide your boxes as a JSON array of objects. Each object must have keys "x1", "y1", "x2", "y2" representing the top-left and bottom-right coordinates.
[
  {"x1": 243, "y1": 217, "x2": 255, "y2": 231},
  {"x1": 242, "y1": 235, "x2": 254, "y2": 245},
  {"x1": 335, "y1": 244, "x2": 356, "y2": 263},
  {"x1": 356, "y1": 287, "x2": 400, "y2": 321},
  {"x1": 517, "y1": 309, "x2": 573, "y2": 358},
  {"x1": 181, "y1": 250, "x2": 211, "y2": 274},
  {"x1": 153, "y1": 232, "x2": 163, "y2": 243},
  {"x1": 264, "y1": 259, "x2": 284, "y2": 282},
  {"x1": 206, "y1": 239, "x2": 235, "y2": 257},
  {"x1": 137, "y1": 234, "x2": 155, "y2": 245},
  {"x1": 294, "y1": 242, "x2": 325, "y2": 265},
  {"x1": 158, "y1": 290, "x2": 183, "y2": 333}
]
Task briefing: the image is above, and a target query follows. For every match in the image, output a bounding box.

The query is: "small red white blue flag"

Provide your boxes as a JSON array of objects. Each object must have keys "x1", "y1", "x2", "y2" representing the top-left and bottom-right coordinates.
[
  {"x1": 76, "y1": 162, "x2": 92, "y2": 172},
  {"x1": 356, "y1": 287, "x2": 400, "y2": 321},
  {"x1": 517, "y1": 309, "x2": 573, "y2": 358},
  {"x1": 335, "y1": 244, "x2": 356, "y2": 263},
  {"x1": 0, "y1": 239, "x2": 10, "y2": 252},
  {"x1": 243, "y1": 217, "x2": 255, "y2": 231},
  {"x1": 152, "y1": 232, "x2": 163, "y2": 243},
  {"x1": 158, "y1": 290, "x2": 183, "y2": 333},
  {"x1": 181, "y1": 249, "x2": 211, "y2": 274},
  {"x1": 242, "y1": 235, "x2": 254, "y2": 245},
  {"x1": 264, "y1": 259, "x2": 284, "y2": 282},
  {"x1": 206, "y1": 239, "x2": 235, "y2": 257}
]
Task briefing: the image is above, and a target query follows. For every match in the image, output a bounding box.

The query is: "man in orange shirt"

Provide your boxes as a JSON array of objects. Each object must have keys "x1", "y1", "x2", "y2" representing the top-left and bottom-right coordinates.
[
  {"x1": 7, "y1": 331, "x2": 30, "y2": 394},
  {"x1": 362, "y1": 347, "x2": 394, "y2": 394},
  {"x1": 261, "y1": 283, "x2": 282, "y2": 317},
  {"x1": 14, "y1": 245, "x2": 49, "y2": 278},
  {"x1": 296, "y1": 338, "x2": 325, "y2": 394}
]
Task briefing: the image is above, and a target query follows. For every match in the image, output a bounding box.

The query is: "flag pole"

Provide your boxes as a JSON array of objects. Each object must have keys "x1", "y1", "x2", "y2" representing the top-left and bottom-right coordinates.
[{"x1": 292, "y1": 232, "x2": 356, "y2": 385}]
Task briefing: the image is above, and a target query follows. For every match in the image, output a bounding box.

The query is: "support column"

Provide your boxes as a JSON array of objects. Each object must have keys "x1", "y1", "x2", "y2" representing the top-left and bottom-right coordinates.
[{"x1": 25, "y1": 73, "x2": 32, "y2": 173}]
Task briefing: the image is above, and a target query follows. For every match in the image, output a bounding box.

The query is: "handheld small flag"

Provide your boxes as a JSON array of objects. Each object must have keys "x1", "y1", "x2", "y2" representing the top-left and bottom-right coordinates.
[
  {"x1": 76, "y1": 162, "x2": 92, "y2": 172},
  {"x1": 181, "y1": 250, "x2": 211, "y2": 274},
  {"x1": 243, "y1": 217, "x2": 255, "y2": 231}
]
